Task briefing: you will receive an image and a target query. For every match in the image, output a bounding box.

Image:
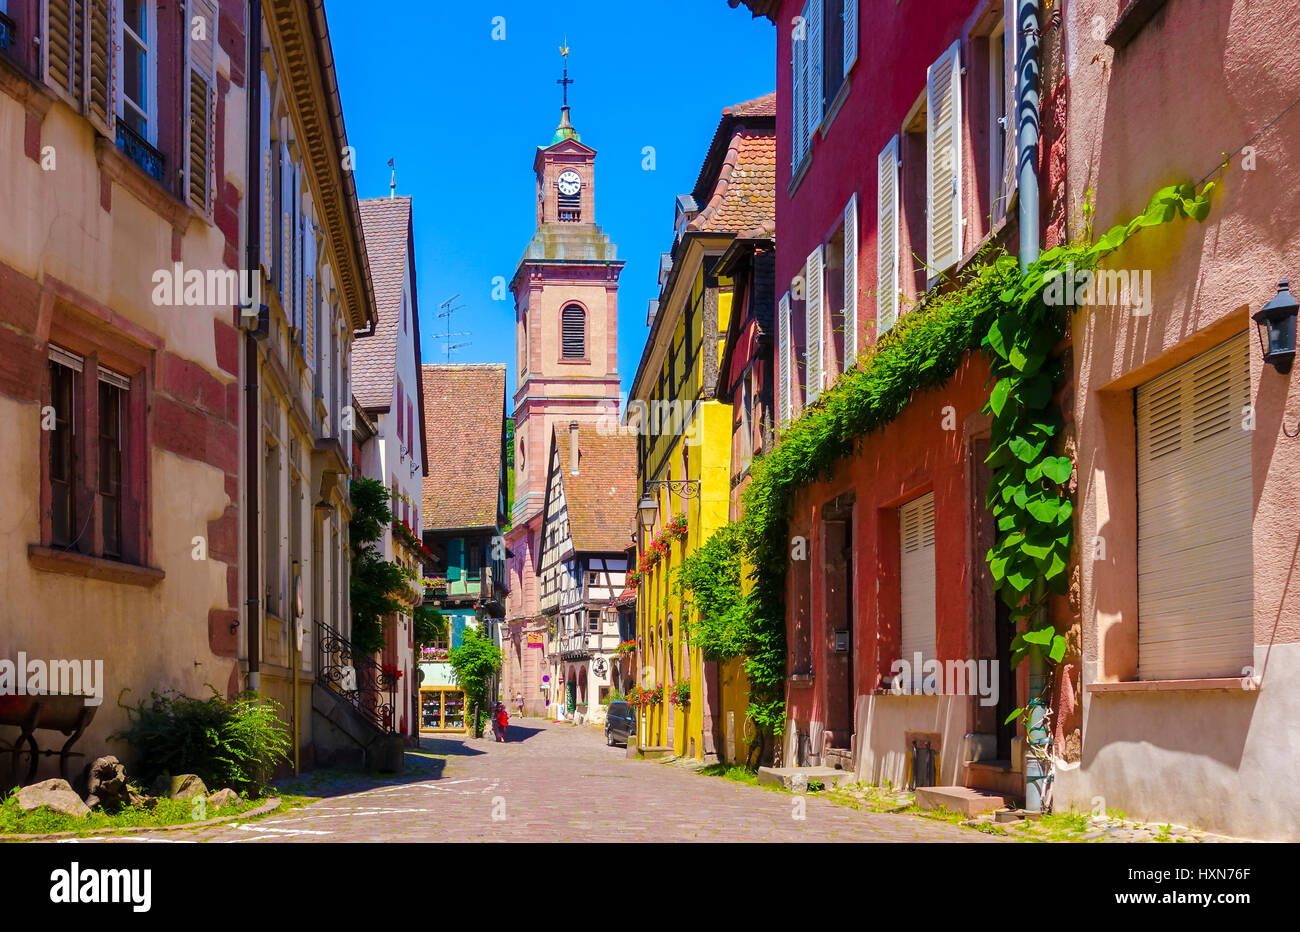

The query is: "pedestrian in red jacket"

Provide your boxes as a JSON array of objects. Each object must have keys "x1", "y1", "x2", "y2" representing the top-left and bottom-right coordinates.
[{"x1": 495, "y1": 702, "x2": 509, "y2": 742}]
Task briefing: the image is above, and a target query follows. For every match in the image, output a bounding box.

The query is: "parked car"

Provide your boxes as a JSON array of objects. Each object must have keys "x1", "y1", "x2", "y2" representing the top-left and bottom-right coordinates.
[{"x1": 605, "y1": 700, "x2": 636, "y2": 747}]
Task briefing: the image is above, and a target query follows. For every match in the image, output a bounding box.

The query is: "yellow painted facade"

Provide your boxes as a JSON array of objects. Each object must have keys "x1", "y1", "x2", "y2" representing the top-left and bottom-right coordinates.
[{"x1": 632, "y1": 247, "x2": 750, "y2": 763}]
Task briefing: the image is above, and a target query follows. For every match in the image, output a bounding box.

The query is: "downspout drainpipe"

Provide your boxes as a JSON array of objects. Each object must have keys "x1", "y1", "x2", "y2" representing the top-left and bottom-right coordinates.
[
  {"x1": 244, "y1": 0, "x2": 264, "y2": 693},
  {"x1": 1017, "y1": 0, "x2": 1049, "y2": 811}
]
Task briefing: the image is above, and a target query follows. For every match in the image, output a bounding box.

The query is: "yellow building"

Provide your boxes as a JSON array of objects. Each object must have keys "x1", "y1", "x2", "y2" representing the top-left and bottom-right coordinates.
[{"x1": 628, "y1": 95, "x2": 775, "y2": 763}]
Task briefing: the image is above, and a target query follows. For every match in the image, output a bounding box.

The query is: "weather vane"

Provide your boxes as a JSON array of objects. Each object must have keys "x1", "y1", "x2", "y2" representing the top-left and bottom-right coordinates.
[{"x1": 557, "y1": 38, "x2": 573, "y2": 107}]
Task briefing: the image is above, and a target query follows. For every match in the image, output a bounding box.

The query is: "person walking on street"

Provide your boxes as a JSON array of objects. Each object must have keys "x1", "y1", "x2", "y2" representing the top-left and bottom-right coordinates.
[
  {"x1": 495, "y1": 701, "x2": 509, "y2": 742},
  {"x1": 514, "y1": 690, "x2": 524, "y2": 718}
]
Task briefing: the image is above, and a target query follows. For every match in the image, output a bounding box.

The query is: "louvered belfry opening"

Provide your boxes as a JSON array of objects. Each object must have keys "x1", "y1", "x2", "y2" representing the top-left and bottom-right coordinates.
[
  {"x1": 558, "y1": 191, "x2": 581, "y2": 222},
  {"x1": 561, "y1": 304, "x2": 585, "y2": 359}
]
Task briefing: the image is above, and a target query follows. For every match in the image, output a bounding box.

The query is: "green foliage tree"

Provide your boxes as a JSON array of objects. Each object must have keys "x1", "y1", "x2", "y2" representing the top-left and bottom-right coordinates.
[
  {"x1": 413, "y1": 603, "x2": 447, "y2": 652},
  {"x1": 349, "y1": 477, "x2": 409, "y2": 655},
  {"x1": 448, "y1": 624, "x2": 502, "y2": 738}
]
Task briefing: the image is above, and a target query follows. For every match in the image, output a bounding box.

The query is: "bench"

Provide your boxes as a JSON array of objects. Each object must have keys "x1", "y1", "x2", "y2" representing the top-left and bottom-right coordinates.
[{"x1": 0, "y1": 694, "x2": 98, "y2": 786}]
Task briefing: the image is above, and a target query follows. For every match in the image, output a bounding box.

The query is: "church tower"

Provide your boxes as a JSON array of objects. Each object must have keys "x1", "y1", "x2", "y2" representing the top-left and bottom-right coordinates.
[{"x1": 509, "y1": 61, "x2": 624, "y2": 528}]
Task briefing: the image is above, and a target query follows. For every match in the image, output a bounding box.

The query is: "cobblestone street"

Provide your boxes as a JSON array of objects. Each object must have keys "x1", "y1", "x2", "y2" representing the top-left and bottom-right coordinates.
[{"x1": 83, "y1": 719, "x2": 992, "y2": 843}]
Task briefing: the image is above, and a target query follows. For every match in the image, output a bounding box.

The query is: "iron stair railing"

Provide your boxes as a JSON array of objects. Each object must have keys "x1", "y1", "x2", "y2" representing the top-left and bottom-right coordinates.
[{"x1": 314, "y1": 620, "x2": 398, "y2": 734}]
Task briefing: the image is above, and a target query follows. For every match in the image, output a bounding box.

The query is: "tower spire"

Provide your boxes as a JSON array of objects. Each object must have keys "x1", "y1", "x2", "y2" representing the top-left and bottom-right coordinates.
[{"x1": 552, "y1": 41, "x2": 580, "y2": 145}]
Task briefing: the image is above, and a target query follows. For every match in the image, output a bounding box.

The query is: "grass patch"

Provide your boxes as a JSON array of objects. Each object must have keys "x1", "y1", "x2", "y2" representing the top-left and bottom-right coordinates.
[
  {"x1": 0, "y1": 790, "x2": 267, "y2": 837},
  {"x1": 697, "y1": 764, "x2": 760, "y2": 787}
]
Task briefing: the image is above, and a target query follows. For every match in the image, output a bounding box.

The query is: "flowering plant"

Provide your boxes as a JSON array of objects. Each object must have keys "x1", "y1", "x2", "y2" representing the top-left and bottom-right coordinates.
[
  {"x1": 381, "y1": 664, "x2": 404, "y2": 680},
  {"x1": 668, "y1": 681, "x2": 690, "y2": 706},
  {"x1": 615, "y1": 640, "x2": 636, "y2": 657},
  {"x1": 665, "y1": 513, "x2": 688, "y2": 542},
  {"x1": 627, "y1": 685, "x2": 662, "y2": 709}
]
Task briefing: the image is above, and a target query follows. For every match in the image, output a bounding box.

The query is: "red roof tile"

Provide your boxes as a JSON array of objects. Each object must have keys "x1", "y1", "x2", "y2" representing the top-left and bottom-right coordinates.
[
  {"x1": 421, "y1": 364, "x2": 506, "y2": 530},
  {"x1": 689, "y1": 132, "x2": 776, "y2": 236},
  {"x1": 354, "y1": 197, "x2": 411, "y2": 411},
  {"x1": 724, "y1": 92, "x2": 777, "y2": 118},
  {"x1": 552, "y1": 427, "x2": 638, "y2": 553}
]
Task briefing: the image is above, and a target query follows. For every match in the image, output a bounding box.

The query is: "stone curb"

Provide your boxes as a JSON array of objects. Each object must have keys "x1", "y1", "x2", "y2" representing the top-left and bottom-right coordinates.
[{"x1": 0, "y1": 796, "x2": 283, "y2": 842}]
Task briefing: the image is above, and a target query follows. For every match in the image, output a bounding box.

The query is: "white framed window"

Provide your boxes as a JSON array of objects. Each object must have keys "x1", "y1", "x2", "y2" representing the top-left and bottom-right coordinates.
[
  {"x1": 990, "y1": 0, "x2": 1018, "y2": 226},
  {"x1": 116, "y1": 0, "x2": 157, "y2": 143}
]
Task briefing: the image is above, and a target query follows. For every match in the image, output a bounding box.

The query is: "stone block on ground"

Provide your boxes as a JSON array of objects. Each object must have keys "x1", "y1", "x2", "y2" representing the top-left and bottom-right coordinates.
[
  {"x1": 207, "y1": 788, "x2": 241, "y2": 809},
  {"x1": 756, "y1": 766, "x2": 857, "y2": 791},
  {"x1": 17, "y1": 779, "x2": 90, "y2": 818},
  {"x1": 151, "y1": 773, "x2": 209, "y2": 800},
  {"x1": 913, "y1": 785, "x2": 1009, "y2": 817}
]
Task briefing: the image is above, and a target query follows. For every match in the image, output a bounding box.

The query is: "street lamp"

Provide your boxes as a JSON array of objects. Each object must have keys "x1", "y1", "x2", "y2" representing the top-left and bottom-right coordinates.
[
  {"x1": 638, "y1": 493, "x2": 658, "y2": 530},
  {"x1": 1253, "y1": 279, "x2": 1298, "y2": 374}
]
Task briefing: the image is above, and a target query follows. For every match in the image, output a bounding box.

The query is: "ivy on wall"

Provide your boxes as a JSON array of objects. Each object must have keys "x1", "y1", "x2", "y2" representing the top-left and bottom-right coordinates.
[{"x1": 674, "y1": 180, "x2": 1215, "y2": 751}]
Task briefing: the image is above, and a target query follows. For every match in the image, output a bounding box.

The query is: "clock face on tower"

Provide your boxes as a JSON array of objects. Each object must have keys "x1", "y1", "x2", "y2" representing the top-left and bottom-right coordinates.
[{"x1": 557, "y1": 170, "x2": 582, "y2": 197}]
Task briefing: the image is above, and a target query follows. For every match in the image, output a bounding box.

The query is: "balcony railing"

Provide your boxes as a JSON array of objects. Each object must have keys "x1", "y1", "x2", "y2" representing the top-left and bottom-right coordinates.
[
  {"x1": 315, "y1": 620, "x2": 398, "y2": 734},
  {"x1": 115, "y1": 121, "x2": 165, "y2": 183}
]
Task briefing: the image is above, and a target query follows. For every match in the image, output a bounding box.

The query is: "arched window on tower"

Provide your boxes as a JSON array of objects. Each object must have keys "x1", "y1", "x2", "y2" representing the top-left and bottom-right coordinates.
[{"x1": 561, "y1": 304, "x2": 586, "y2": 359}]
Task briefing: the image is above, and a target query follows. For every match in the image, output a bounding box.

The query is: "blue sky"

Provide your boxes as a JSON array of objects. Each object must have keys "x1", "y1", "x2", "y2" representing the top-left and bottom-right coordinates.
[{"x1": 325, "y1": 0, "x2": 774, "y2": 400}]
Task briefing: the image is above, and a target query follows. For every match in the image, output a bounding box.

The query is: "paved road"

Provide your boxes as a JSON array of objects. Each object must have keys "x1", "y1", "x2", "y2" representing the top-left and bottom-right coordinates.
[{"x1": 86, "y1": 719, "x2": 993, "y2": 843}]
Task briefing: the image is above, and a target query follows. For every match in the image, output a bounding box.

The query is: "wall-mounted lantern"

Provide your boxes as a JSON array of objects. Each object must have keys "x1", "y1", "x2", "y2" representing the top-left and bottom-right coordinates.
[{"x1": 1253, "y1": 279, "x2": 1298, "y2": 374}]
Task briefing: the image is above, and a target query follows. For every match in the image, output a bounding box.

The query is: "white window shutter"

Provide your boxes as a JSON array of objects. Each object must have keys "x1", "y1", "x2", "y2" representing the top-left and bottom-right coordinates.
[
  {"x1": 843, "y1": 193, "x2": 859, "y2": 365},
  {"x1": 85, "y1": 0, "x2": 115, "y2": 137},
  {"x1": 778, "y1": 291, "x2": 792, "y2": 427},
  {"x1": 996, "y1": 0, "x2": 1019, "y2": 223},
  {"x1": 843, "y1": 0, "x2": 858, "y2": 74},
  {"x1": 305, "y1": 225, "x2": 317, "y2": 372},
  {"x1": 791, "y1": 15, "x2": 805, "y2": 169},
  {"x1": 899, "y1": 491, "x2": 937, "y2": 688},
  {"x1": 805, "y1": 0, "x2": 822, "y2": 140},
  {"x1": 876, "y1": 135, "x2": 900, "y2": 335},
  {"x1": 926, "y1": 40, "x2": 963, "y2": 276},
  {"x1": 260, "y1": 73, "x2": 273, "y2": 275},
  {"x1": 295, "y1": 204, "x2": 306, "y2": 337},
  {"x1": 1136, "y1": 333, "x2": 1252, "y2": 680},
  {"x1": 43, "y1": 0, "x2": 81, "y2": 104},
  {"x1": 805, "y1": 246, "x2": 823, "y2": 403},
  {"x1": 186, "y1": 0, "x2": 218, "y2": 215}
]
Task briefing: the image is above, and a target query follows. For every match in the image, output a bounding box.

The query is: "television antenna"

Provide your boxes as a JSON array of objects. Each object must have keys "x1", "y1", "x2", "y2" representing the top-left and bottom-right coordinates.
[{"x1": 434, "y1": 294, "x2": 471, "y2": 362}]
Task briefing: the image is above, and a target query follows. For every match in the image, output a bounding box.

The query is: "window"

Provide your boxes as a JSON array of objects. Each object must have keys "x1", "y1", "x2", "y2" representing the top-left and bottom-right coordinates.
[
  {"x1": 467, "y1": 538, "x2": 482, "y2": 580},
  {"x1": 264, "y1": 441, "x2": 281, "y2": 615},
  {"x1": 899, "y1": 492, "x2": 936, "y2": 689},
  {"x1": 989, "y1": 2, "x2": 1018, "y2": 226},
  {"x1": 739, "y1": 370, "x2": 754, "y2": 470},
  {"x1": 822, "y1": 0, "x2": 845, "y2": 107},
  {"x1": 117, "y1": 1, "x2": 155, "y2": 141},
  {"x1": 43, "y1": 346, "x2": 143, "y2": 564},
  {"x1": 1136, "y1": 333, "x2": 1252, "y2": 680},
  {"x1": 561, "y1": 304, "x2": 585, "y2": 359},
  {"x1": 588, "y1": 611, "x2": 599, "y2": 633}
]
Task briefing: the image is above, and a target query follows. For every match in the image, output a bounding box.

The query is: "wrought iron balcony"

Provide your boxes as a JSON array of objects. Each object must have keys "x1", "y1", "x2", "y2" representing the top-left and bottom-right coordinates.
[
  {"x1": 0, "y1": 12, "x2": 14, "y2": 55},
  {"x1": 115, "y1": 122, "x2": 165, "y2": 184}
]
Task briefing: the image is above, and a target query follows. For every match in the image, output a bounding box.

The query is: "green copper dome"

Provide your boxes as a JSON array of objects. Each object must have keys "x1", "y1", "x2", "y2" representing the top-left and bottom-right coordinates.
[{"x1": 550, "y1": 105, "x2": 580, "y2": 145}]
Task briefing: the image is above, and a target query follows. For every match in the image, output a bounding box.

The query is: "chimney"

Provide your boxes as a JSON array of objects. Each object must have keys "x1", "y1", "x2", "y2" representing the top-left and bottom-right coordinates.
[{"x1": 569, "y1": 421, "x2": 580, "y2": 475}]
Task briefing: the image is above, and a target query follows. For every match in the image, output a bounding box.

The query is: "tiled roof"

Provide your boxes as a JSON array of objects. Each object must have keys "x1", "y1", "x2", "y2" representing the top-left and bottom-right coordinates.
[
  {"x1": 421, "y1": 364, "x2": 505, "y2": 530},
  {"x1": 553, "y1": 426, "x2": 638, "y2": 553},
  {"x1": 724, "y1": 92, "x2": 777, "y2": 118},
  {"x1": 688, "y1": 132, "x2": 776, "y2": 235},
  {"x1": 353, "y1": 197, "x2": 411, "y2": 411}
]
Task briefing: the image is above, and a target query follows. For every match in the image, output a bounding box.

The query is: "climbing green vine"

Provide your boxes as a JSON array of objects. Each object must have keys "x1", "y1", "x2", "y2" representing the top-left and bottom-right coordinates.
[{"x1": 673, "y1": 179, "x2": 1214, "y2": 760}]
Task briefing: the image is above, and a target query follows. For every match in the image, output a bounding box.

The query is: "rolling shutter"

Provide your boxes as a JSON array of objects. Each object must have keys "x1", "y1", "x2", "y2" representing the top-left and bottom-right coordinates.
[
  {"x1": 84, "y1": 0, "x2": 115, "y2": 136},
  {"x1": 1136, "y1": 333, "x2": 1253, "y2": 680},
  {"x1": 876, "y1": 136, "x2": 900, "y2": 335},
  {"x1": 43, "y1": 0, "x2": 82, "y2": 105},
  {"x1": 805, "y1": 246, "x2": 823, "y2": 403},
  {"x1": 843, "y1": 193, "x2": 859, "y2": 365},
  {"x1": 260, "y1": 72, "x2": 273, "y2": 274},
  {"x1": 994, "y1": 0, "x2": 1019, "y2": 224},
  {"x1": 778, "y1": 291, "x2": 792, "y2": 427},
  {"x1": 899, "y1": 492, "x2": 937, "y2": 687},
  {"x1": 804, "y1": 0, "x2": 822, "y2": 141},
  {"x1": 186, "y1": 0, "x2": 218, "y2": 215},
  {"x1": 926, "y1": 40, "x2": 963, "y2": 276},
  {"x1": 844, "y1": 0, "x2": 858, "y2": 73}
]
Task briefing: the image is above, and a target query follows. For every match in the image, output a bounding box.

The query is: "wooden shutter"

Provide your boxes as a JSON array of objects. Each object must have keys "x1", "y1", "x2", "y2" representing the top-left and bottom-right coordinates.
[
  {"x1": 447, "y1": 538, "x2": 463, "y2": 583},
  {"x1": 280, "y1": 144, "x2": 294, "y2": 305},
  {"x1": 778, "y1": 291, "x2": 792, "y2": 427},
  {"x1": 994, "y1": 0, "x2": 1019, "y2": 224},
  {"x1": 562, "y1": 305, "x2": 585, "y2": 358},
  {"x1": 844, "y1": 0, "x2": 858, "y2": 74},
  {"x1": 304, "y1": 222, "x2": 317, "y2": 371},
  {"x1": 899, "y1": 491, "x2": 937, "y2": 686},
  {"x1": 876, "y1": 136, "x2": 900, "y2": 335},
  {"x1": 186, "y1": 0, "x2": 218, "y2": 215},
  {"x1": 926, "y1": 40, "x2": 963, "y2": 276},
  {"x1": 805, "y1": 246, "x2": 823, "y2": 403},
  {"x1": 43, "y1": 0, "x2": 82, "y2": 104},
  {"x1": 791, "y1": 9, "x2": 805, "y2": 169},
  {"x1": 84, "y1": 0, "x2": 115, "y2": 136},
  {"x1": 1136, "y1": 333, "x2": 1253, "y2": 680},
  {"x1": 805, "y1": 0, "x2": 822, "y2": 141},
  {"x1": 295, "y1": 206, "x2": 306, "y2": 336},
  {"x1": 259, "y1": 73, "x2": 273, "y2": 274},
  {"x1": 843, "y1": 193, "x2": 859, "y2": 365}
]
